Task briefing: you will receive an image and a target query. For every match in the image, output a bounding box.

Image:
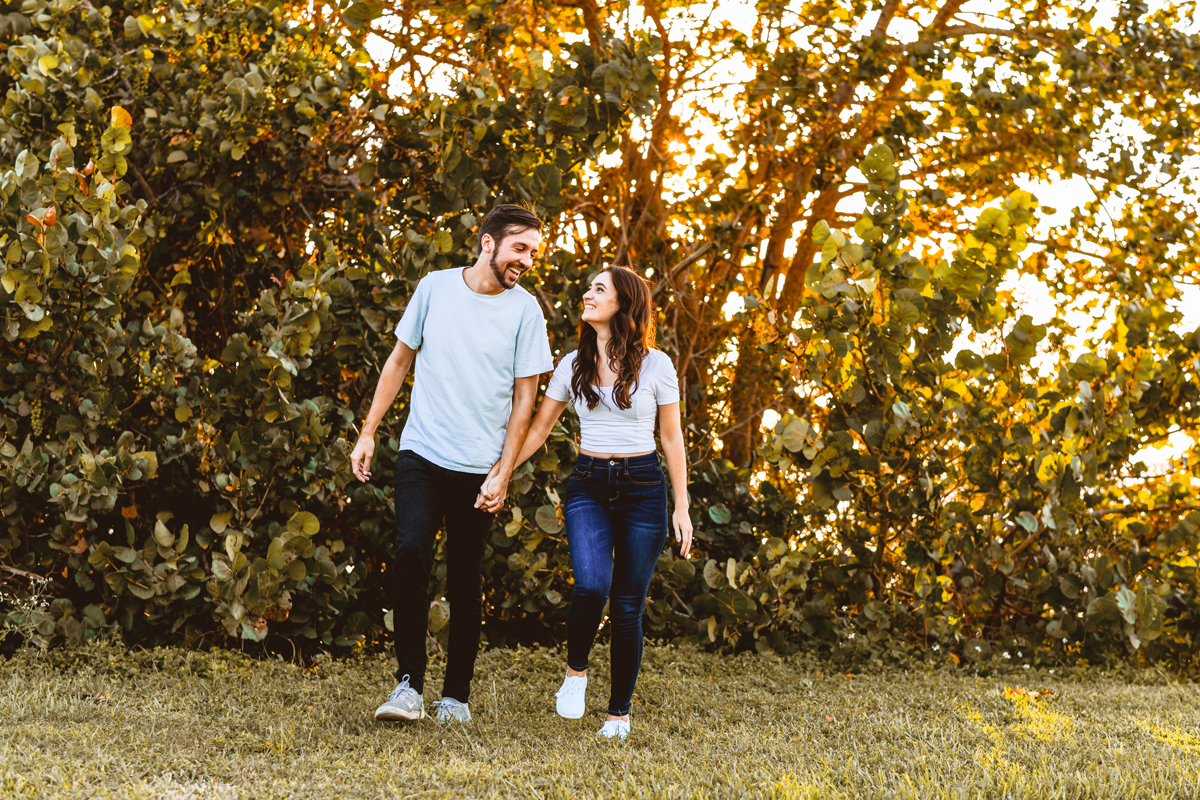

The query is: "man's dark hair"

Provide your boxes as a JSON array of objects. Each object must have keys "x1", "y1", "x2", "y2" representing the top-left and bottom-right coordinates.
[{"x1": 479, "y1": 204, "x2": 542, "y2": 248}]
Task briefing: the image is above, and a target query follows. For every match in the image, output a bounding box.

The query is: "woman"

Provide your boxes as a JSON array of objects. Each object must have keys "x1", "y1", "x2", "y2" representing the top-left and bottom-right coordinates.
[{"x1": 482, "y1": 266, "x2": 692, "y2": 740}]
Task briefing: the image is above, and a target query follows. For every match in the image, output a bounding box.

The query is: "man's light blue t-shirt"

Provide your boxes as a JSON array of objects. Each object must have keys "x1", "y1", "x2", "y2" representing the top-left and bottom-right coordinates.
[{"x1": 394, "y1": 267, "x2": 553, "y2": 473}]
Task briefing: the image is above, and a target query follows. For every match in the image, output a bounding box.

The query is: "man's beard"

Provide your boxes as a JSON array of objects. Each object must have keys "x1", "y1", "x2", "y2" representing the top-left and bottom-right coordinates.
[{"x1": 489, "y1": 251, "x2": 525, "y2": 289}]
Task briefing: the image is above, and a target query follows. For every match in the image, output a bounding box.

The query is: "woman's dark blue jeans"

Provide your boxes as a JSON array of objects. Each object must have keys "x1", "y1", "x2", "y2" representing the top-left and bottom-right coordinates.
[{"x1": 563, "y1": 452, "x2": 669, "y2": 717}]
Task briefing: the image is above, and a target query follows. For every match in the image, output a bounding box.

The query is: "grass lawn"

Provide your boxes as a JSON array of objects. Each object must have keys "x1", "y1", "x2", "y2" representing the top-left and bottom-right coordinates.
[{"x1": 1, "y1": 643, "x2": 1198, "y2": 799}]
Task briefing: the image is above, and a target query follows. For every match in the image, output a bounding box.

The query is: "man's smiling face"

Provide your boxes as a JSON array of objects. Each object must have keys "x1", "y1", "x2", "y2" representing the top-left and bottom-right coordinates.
[{"x1": 487, "y1": 227, "x2": 542, "y2": 289}]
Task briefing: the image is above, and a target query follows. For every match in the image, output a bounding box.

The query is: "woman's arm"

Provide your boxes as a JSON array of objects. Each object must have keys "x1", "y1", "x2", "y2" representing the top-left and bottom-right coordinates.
[
  {"x1": 658, "y1": 401, "x2": 693, "y2": 558},
  {"x1": 515, "y1": 397, "x2": 569, "y2": 468},
  {"x1": 476, "y1": 396, "x2": 569, "y2": 512}
]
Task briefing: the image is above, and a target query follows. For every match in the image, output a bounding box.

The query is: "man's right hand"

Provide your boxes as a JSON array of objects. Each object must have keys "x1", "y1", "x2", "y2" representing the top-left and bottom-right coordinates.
[{"x1": 350, "y1": 436, "x2": 375, "y2": 482}]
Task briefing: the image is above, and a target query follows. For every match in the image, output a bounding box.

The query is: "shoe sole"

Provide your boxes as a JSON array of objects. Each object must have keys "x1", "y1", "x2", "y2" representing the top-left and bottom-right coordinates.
[
  {"x1": 374, "y1": 707, "x2": 426, "y2": 721},
  {"x1": 557, "y1": 704, "x2": 585, "y2": 719}
]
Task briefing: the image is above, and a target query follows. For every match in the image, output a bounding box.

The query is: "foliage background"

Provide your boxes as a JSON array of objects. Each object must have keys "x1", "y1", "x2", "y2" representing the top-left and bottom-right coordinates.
[{"x1": 1, "y1": 0, "x2": 1199, "y2": 670}]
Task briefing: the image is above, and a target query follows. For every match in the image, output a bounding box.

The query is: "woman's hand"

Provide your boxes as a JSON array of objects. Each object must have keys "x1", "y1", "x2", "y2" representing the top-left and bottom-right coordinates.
[
  {"x1": 475, "y1": 464, "x2": 501, "y2": 510},
  {"x1": 479, "y1": 472, "x2": 510, "y2": 513},
  {"x1": 672, "y1": 505, "x2": 693, "y2": 558}
]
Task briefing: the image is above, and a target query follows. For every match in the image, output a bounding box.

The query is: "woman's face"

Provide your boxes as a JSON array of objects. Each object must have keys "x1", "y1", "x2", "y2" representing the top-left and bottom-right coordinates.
[{"x1": 582, "y1": 271, "x2": 620, "y2": 325}]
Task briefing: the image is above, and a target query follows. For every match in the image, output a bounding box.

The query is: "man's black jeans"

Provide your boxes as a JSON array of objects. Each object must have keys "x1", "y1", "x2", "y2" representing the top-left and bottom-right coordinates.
[{"x1": 391, "y1": 450, "x2": 492, "y2": 703}]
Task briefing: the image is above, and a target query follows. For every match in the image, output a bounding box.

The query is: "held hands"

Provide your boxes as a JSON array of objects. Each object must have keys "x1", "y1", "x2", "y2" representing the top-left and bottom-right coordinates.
[
  {"x1": 673, "y1": 505, "x2": 694, "y2": 559},
  {"x1": 350, "y1": 436, "x2": 375, "y2": 482},
  {"x1": 474, "y1": 465, "x2": 510, "y2": 513}
]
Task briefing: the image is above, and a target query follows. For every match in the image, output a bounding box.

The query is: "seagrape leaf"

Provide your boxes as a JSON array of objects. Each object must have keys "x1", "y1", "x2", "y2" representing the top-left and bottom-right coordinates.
[
  {"x1": 1114, "y1": 586, "x2": 1137, "y2": 626},
  {"x1": 670, "y1": 559, "x2": 696, "y2": 583},
  {"x1": 287, "y1": 511, "x2": 320, "y2": 536},
  {"x1": 153, "y1": 519, "x2": 174, "y2": 548},
  {"x1": 703, "y1": 559, "x2": 725, "y2": 589},
  {"x1": 782, "y1": 418, "x2": 810, "y2": 452},
  {"x1": 210, "y1": 511, "x2": 232, "y2": 534},
  {"x1": 714, "y1": 588, "x2": 757, "y2": 621},
  {"x1": 708, "y1": 504, "x2": 731, "y2": 524},
  {"x1": 535, "y1": 504, "x2": 562, "y2": 533}
]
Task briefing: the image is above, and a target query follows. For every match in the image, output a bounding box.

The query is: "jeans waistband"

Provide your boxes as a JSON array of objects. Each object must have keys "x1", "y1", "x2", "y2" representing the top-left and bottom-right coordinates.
[{"x1": 575, "y1": 452, "x2": 660, "y2": 469}]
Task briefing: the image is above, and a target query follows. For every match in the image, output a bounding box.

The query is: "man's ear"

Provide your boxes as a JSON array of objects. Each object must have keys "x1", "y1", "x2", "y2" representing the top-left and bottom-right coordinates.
[{"x1": 480, "y1": 233, "x2": 494, "y2": 255}]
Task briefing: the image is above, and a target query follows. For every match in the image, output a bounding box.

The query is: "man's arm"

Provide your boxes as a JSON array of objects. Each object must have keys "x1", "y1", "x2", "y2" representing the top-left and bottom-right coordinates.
[
  {"x1": 475, "y1": 375, "x2": 540, "y2": 509},
  {"x1": 350, "y1": 339, "x2": 417, "y2": 482}
]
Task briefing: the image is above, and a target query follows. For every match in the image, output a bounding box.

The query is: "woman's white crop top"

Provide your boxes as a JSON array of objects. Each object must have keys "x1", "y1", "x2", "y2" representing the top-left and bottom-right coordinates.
[{"x1": 545, "y1": 349, "x2": 680, "y2": 454}]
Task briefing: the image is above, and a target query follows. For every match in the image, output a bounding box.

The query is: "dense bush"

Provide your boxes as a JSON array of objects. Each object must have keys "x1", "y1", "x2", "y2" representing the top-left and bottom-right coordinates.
[{"x1": 1, "y1": 0, "x2": 1198, "y2": 671}]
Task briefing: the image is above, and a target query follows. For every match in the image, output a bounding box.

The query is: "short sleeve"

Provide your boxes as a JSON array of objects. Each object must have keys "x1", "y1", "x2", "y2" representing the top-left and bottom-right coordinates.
[
  {"x1": 545, "y1": 352, "x2": 576, "y2": 402},
  {"x1": 513, "y1": 301, "x2": 554, "y2": 378},
  {"x1": 394, "y1": 276, "x2": 432, "y2": 349},
  {"x1": 651, "y1": 351, "x2": 680, "y2": 405}
]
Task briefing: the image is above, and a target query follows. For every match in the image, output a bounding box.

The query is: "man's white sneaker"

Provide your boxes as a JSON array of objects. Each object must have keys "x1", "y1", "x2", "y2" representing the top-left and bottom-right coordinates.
[
  {"x1": 374, "y1": 675, "x2": 425, "y2": 721},
  {"x1": 555, "y1": 674, "x2": 587, "y2": 719},
  {"x1": 598, "y1": 719, "x2": 630, "y2": 740}
]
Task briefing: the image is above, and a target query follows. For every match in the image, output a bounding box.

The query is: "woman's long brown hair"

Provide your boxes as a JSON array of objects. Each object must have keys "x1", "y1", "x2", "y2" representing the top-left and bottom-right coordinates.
[{"x1": 571, "y1": 266, "x2": 657, "y2": 410}]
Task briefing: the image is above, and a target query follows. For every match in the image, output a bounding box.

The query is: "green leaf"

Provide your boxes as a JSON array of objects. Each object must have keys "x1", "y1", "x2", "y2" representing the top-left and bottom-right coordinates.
[
  {"x1": 714, "y1": 588, "x2": 757, "y2": 621},
  {"x1": 781, "y1": 418, "x2": 810, "y2": 452},
  {"x1": 535, "y1": 504, "x2": 562, "y2": 534},
  {"x1": 211, "y1": 557, "x2": 232, "y2": 581},
  {"x1": 707, "y1": 504, "x2": 731, "y2": 524},
  {"x1": 153, "y1": 519, "x2": 174, "y2": 548},
  {"x1": 1114, "y1": 586, "x2": 1137, "y2": 626},
  {"x1": 433, "y1": 230, "x2": 453, "y2": 254},
  {"x1": 342, "y1": 1, "x2": 381, "y2": 29},
  {"x1": 210, "y1": 511, "x2": 232, "y2": 534},
  {"x1": 287, "y1": 560, "x2": 307, "y2": 581},
  {"x1": 15, "y1": 150, "x2": 38, "y2": 179},
  {"x1": 893, "y1": 299, "x2": 920, "y2": 326},
  {"x1": 133, "y1": 451, "x2": 158, "y2": 479},
  {"x1": 670, "y1": 559, "x2": 696, "y2": 583},
  {"x1": 102, "y1": 126, "x2": 132, "y2": 155},
  {"x1": 703, "y1": 559, "x2": 725, "y2": 589},
  {"x1": 812, "y1": 220, "x2": 830, "y2": 245},
  {"x1": 287, "y1": 511, "x2": 319, "y2": 536}
]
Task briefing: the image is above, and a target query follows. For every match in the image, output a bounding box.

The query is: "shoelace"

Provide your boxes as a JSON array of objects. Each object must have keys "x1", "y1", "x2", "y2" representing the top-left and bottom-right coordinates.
[
  {"x1": 556, "y1": 678, "x2": 585, "y2": 698},
  {"x1": 431, "y1": 699, "x2": 463, "y2": 720},
  {"x1": 388, "y1": 675, "x2": 413, "y2": 701}
]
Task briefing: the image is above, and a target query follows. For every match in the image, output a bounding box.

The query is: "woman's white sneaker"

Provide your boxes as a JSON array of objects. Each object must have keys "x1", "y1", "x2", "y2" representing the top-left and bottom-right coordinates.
[
  {"x1": 555, "y1": 674, "x2": 587, "y2": 719},
  {"x1": 597, "y1": 719, "x2": 630, "y2": 740}
]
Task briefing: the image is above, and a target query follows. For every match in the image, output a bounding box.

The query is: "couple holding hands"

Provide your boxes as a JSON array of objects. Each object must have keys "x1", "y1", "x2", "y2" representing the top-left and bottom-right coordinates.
[{"x1": 349, "y1": 204, "x2": 693, "y2": 740}]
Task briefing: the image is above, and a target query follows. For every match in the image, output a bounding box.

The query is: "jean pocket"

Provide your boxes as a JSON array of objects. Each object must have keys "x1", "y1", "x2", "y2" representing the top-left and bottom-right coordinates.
[{"x1": 626, "y1": 466, "x2": 663, "y2": 486}]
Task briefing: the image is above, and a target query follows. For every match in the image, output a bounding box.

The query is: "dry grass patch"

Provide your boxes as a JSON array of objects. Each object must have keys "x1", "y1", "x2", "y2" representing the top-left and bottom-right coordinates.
[{"x1": 0, "y1": 644, "x2": 1198, "y2": 799}]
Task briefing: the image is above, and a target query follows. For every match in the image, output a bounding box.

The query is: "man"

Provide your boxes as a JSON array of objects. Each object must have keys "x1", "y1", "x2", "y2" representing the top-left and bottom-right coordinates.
[{"x1": 350, "y1": 204, "x2": 552, "y2": 723}]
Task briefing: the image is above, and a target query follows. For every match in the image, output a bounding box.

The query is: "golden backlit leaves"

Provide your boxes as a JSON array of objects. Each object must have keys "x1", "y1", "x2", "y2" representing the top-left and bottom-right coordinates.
[{"x1": 110, "y1": 106, "x2": 133, "y2": 130}]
